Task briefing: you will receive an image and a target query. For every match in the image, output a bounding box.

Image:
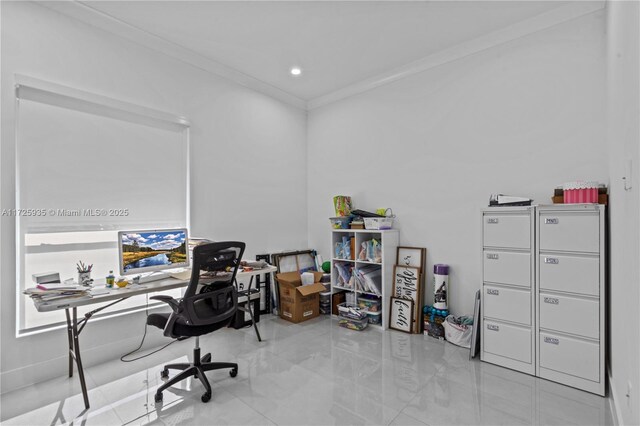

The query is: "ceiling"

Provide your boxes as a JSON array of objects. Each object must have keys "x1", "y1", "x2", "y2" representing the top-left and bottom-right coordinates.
[{"x1": 79, "y1": 1, "x2": 573, "y2": 102}]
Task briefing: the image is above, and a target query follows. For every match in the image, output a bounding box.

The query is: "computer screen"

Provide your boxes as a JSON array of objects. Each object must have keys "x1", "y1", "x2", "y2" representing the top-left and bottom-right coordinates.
[{"x1": 118, "y1": 228, "x2": 189, "y2": 275}]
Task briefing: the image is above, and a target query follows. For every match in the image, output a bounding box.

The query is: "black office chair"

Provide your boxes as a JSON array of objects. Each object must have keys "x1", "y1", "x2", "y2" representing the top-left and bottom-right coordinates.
[{"x1": 147, "y1": 241, "x2": 245, "y2": 403}]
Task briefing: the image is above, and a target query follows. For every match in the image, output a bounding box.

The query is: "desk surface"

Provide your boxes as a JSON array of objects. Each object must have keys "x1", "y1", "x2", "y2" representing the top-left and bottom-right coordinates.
[{"x1": 32, "y1": 266, "x2": 277, "y2": 312}]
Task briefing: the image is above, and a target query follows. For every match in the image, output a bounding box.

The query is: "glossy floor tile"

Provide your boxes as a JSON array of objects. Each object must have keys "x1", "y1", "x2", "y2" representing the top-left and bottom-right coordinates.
[{"x1": 0, "y1": 315, "x2": 615, "y2": 425}]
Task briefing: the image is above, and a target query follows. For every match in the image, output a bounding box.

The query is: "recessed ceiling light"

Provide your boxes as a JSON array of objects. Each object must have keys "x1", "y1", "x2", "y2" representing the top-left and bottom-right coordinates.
[{"x1": 290, "y1": 67, "x2": 302, "y2": 76}]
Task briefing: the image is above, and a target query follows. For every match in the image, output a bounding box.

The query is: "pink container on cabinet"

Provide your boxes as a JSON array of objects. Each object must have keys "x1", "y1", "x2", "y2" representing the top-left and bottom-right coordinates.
[{"x1": 563, "y1": 181, "x2": 599, "y2": 203}]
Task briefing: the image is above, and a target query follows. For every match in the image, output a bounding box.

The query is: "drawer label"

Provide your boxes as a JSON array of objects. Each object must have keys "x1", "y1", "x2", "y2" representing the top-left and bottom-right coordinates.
[
  {"x1": 544, "y1": 337, "x2": 560, "y2": 345},
  {"x1": 544, "y1": 257, "x2": 559, "y2": 264},
  {"x1": 487, "y1": 218, "x2": 499, "y2": 224},
  {"x1": 486, "y1": 253, "x2": 499, "y2": 260},
  {"x1": 486, "y1": 289, "x2": 500, "y2": 296},
  {"x1": 544, "y1": 297, "x2": 559, "y2": 305},
  {"x1": 487, "y1": 324, "x2": 500, "y2": 331},
  {"x1": 545, "y1": 218, "x2": 559, "y2": 225}
]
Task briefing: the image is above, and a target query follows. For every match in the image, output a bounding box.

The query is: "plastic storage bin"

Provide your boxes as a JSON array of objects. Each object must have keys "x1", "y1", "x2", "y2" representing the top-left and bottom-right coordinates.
[
  {"x1": 366, "y1": 311, "x2": 382, "y2": 325},
  {"x1": 337, "y1": 302, "x2": 368, "y2": 320},
  {"x1": 320, "y1": 291, "x2": 331, "y2": 315},
  {"x1": 338, "y1": 316, "x2": 369, "y2": 331},
  {"x1": 358, "y1": 296, "x2": 381, "y2": 312},
  {"x1": 330, "y1": 217, "x2": 351, "y2": 229},
  {"x1": 363, "y1": 217, "x2": 393, "y2": 230}
]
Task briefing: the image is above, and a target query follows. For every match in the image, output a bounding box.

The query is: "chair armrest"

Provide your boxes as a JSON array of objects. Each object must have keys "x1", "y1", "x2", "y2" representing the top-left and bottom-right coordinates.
[{"x1": 150, "y1": 295, "x2": 180, "y2": 312}]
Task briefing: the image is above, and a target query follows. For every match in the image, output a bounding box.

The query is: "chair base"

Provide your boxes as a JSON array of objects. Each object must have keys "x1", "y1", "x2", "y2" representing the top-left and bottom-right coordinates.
[{"x1": 155, "y1": 346, "x2": 238, "y2": 404}]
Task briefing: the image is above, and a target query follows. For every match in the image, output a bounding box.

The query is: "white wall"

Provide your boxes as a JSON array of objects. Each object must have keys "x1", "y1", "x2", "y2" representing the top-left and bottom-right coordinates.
[
  {"x1": 0, "y1": 2, "x2": 307, "y2": 393},
  {"x1": 606, "y1": 1, "x2": 640, "y2": 424},
  {"x1": 308, "y1": 12, "x2": 608, "y2": 316}
]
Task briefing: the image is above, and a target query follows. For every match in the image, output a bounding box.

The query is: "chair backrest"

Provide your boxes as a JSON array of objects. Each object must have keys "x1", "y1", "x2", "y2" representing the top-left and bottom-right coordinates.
[
  {"x1": 185, "y1": 241, "x2": 245, "y2": 298},
  {"x1": 178, "y1": 241, "x2": 245, "y2": 328}
]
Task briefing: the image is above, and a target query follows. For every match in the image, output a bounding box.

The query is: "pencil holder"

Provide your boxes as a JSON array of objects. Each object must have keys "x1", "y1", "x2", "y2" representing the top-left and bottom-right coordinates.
[{"x1": 78, "y1": 271, "x2": 92, "y2": 286}]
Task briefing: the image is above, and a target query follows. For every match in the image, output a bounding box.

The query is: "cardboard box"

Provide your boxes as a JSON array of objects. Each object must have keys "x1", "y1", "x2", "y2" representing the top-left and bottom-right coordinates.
[{"x1": 276, "y1": 271, "x2": 325, "y2": 323}]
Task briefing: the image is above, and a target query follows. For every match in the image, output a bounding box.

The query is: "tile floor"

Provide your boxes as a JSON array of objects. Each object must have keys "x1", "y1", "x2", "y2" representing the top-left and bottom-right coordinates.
[{"x1": 0, "y1": 315, "x2": 614, "y2": 425}]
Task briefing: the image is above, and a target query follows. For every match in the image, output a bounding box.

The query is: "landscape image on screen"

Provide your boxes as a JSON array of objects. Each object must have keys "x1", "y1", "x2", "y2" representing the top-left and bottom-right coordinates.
[{"x1": 121, "y1": 230, "x2": 187, "y2": 272}]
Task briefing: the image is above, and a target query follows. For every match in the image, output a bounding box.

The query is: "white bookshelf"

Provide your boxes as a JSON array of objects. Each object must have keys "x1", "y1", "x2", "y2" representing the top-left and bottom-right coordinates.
[{"x1": 330, "y1": 229, "x2": 400, "y2": 330}]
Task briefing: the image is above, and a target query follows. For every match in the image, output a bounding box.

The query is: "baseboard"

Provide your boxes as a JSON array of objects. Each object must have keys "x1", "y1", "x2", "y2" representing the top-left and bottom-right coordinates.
[
  {"x1": 0, "y1": 333, "x2": 167, "y2": 395},
  {"x1": 608, "y1": 369, "x2": 622, "y2": 426}
]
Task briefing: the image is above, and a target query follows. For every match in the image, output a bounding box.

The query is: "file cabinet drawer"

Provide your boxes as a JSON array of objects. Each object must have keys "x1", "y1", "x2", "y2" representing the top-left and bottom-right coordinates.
[
  {"x1": 539, "y1": 294, "x2": 599, "y2": 339},
  {"x1": 540, "y1": 332, "x2": 599, "y2": 382},
  {"x1": 483, "y1": 320, "x2": 531, "y2": 363},
  {"x1": 539, "y1": 254, "x2": 599, "y2": 296},
  {"x1": 483, "y1": 214, "x2": 531, "y2": 249},
  {"x1": 539, "y1": 213, "x2": 599, "y2": 253},
  {"x1": 484, "y1": 250, "x2": 531, "y2": 288},
  {"x1": 484, "y1": 285, "x2": 531, "y2": 325}
]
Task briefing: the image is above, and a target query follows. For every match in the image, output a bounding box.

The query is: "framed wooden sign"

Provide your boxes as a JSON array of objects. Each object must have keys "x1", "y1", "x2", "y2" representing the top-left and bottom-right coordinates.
[
  {"x1": 396, "y1": 247, "x2": 426, "y2": 272},
  {"x1": 389, "y1": 297, "x2": 414, "y2": 333},
  {"x1": 393, "y1": 265, "x2": 421, "y2": 333},
  {"x1": 396, "y1": 247, "x2": 426, "y2": 333}
]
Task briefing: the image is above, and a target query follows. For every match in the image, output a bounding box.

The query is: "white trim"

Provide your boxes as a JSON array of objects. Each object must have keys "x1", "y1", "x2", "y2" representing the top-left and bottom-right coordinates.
[
  {"x1": 34, "y1": 0, "x2": 307, "y2": 111},
  {"x1": 15, "y1": 74, "x2": 190, "y2": 131},
  {"x1": 608, "y1": 370, "x2": 623, "y2": 426},
  {"x1": 308, "y1": 1, "x2": 606, "y2": 110}
]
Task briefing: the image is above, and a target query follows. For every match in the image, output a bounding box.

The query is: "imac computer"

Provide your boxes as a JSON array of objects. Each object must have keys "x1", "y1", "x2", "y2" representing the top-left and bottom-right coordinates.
[{"x1": 118, "y1": 228, "x2": 189, "y2": 282}]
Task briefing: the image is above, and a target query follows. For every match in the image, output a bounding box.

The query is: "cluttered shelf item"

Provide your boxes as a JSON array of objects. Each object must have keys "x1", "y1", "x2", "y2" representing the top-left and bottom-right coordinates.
[
  {"x1": 328, "y1": 196, "x2": 399, "y2": 330},
  {"x1": 24, "y1": 246, "x2": 276, "y2": 410}
]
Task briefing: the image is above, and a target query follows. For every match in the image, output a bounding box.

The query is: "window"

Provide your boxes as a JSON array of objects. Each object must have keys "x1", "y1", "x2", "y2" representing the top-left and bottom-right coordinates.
[{"x1": 15, "y1": 76, "x2": 190, "y2": 334}]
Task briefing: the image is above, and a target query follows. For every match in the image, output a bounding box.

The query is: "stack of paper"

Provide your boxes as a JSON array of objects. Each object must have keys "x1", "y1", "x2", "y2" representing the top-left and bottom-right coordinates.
[
  {"x1": 354, "y1": 265, "x2": 382, "y2": 295},
  {"x1": 24, "y1": 285, "x2": 91, "y2": 303}
]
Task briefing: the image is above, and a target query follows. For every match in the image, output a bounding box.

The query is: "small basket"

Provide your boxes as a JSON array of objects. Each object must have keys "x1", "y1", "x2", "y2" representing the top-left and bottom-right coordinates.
[
  {"x1": 363, "y1": 208, "x2": 394, "y2": 230},
  {"x1": 330, "y1": 217, "x2": 351, "y2": 229},
  {"x1": 363, "y1": 217, "x2": 394, "y2": 230}
]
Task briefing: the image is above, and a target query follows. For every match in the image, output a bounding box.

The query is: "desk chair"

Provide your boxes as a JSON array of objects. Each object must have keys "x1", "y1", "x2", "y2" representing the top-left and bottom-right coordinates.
[{"x1": 147, "y1": 241, "x2": 245, "y2": 403}]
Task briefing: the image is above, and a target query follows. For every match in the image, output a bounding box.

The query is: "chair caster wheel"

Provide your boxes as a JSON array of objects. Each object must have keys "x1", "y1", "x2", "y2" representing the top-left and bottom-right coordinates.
[
  {"x1": 155, "y1": 392, "x2": 163, "y2": 403},
  {"x1": 201, "y1": 392, "x2": 211, "y2": 403},
  {"x1": 229, "y1": 368, "x2": 238, "y2": 378},
  {"x1": 201, "y1": 353, "x2": 211, "y2": 363},
  {"x1": 160, "y1": 369, "x2": 169, "y2": 379}
]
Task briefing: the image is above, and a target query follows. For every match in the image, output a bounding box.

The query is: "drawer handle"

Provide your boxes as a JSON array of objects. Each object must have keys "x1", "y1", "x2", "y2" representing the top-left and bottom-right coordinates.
[
  {"x1": 545, "y1": 218, "x2": 559, "y2": 225},
  {"x1": 544, "y1": 337, "x2": 560, "y2": 345},
  {"x1": 544, "y1": 257, "x2": 559, "y2": 265},
  {"x1": 487, "y1": 324, "x2": 500, "y2": 332},
  {"x1": 487, "y1": 218, "x2": 499, "y2": 224},
  {"x1": 486, "y1": 289, "x2": 499, "y2": 296},
  {"x1": 544, "y1": 297, "x2": 559, "y2": 305},
  {"x1": 486, "y1": 253, "x2": 499, "y2": 260}
]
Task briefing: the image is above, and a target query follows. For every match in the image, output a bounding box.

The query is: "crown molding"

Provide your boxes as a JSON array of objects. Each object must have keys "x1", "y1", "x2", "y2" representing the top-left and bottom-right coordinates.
[
  {"x1": 34, "y1": 1, "x2": 605, "y2": 112},
  {"x1": 307, "y1": 1, "x2": 605, "y2": 110},
  {"x1": 34, "y1": 1, "x2": 308, "y2": 110}
]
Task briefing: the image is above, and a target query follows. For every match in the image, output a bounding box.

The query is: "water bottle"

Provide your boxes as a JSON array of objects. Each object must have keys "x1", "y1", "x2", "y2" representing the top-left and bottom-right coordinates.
[{"x1": 106, "y1": 270, "x2": 115, "y2": 288}]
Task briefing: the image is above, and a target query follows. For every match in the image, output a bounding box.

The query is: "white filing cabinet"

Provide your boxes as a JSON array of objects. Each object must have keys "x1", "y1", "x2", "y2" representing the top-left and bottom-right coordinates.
[
  {"x1": 481, "y1": 207, "x2": 535, "y2": 375},
  {"x1": 536, "y1": 204, "x2": 606, "y2": 396}
]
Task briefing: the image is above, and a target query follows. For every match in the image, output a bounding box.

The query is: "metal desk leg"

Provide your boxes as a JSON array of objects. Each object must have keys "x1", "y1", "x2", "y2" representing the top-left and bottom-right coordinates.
[
  {"x1": 71, "y1": 307, "x2": 90, "y2": 409},
  {"x1": 237, "y1": 277, "x2": 262, "y2": 342},
  {"x1": 65, "y1": 309, "x2": 74, "y2": 378}
]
